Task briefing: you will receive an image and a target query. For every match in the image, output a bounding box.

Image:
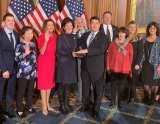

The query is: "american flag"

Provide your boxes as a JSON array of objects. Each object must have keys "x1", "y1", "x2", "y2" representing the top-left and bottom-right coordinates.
[
  {"x1": 7, "y1": 0, "x2": 60, "y2": 35},
  {"x1": 57, "y1": 0, "x2": 88, "y2": 30},
  {"x1": 7, "y1": 0, "x2": 34, "y2": 33},
  {"x1": 33, "y1": 0, "x2": 60, "y2": 33}
]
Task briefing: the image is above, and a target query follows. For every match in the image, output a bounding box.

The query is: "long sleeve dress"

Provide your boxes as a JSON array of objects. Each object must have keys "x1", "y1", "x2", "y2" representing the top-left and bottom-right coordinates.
[{"x1": 37, "y1": 33, "x2": 57, "y2": 90}]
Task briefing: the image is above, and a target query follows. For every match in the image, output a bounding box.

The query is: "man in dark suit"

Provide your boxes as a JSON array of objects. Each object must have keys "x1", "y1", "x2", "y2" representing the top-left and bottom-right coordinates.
[
  {"x1": 74, "y1": 16, "x2": 109, "y2": 117},
  {"x1": 0, "y1": 13, "x2": 20, "y2": 118},
  {"x1": 99, "y1": 11, "x2": 120, "y2": 100},
  {"x1": 99, "y1": 11, "x2": 119, "y2": 42}
]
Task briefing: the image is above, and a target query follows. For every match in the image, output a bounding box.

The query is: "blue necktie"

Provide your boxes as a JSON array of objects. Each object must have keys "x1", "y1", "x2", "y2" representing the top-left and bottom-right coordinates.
[{"x1": 9, "y1": 33, "x2": 14, "y2": 49}]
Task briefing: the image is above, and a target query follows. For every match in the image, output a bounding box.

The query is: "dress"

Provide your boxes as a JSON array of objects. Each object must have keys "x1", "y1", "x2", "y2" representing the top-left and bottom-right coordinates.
[
  {"x1": 56, "y1": 33, "x2": 77, "y2": 84},
  {"x1": 37, "y1": 33, "x2": 57, "y2": 90},
  {"x1": 141, "y1": 41, "x2": 159, "y2": 85}
]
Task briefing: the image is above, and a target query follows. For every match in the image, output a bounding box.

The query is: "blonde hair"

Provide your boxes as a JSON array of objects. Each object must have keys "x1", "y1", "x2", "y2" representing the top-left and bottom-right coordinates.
[{"x1": 127, "y1": 20, "x2": 140, "y2": 42}]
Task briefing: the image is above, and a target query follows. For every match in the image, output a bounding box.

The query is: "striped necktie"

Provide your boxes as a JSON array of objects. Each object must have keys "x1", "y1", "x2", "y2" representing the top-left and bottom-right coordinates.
[{"x1": 88, "y1": 33, "x2": 94, "y2": 47}]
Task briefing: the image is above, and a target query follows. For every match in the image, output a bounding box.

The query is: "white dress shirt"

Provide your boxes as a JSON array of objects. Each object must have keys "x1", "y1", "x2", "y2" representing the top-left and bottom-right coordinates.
[{"x1": 103, "y1": 24, "x2": 113, "y2": 41}]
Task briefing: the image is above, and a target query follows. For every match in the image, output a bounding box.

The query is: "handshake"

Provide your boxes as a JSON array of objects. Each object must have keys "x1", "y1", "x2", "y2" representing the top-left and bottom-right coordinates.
[{"x1": 72, "y1": 49, "x2": 88, "y2": 57}]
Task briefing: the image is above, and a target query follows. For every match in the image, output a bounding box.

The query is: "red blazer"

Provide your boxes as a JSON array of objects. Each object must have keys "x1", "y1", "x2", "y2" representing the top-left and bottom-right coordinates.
[{"x1": 107, "y1": 41, "x2": 133, "y2": 75}]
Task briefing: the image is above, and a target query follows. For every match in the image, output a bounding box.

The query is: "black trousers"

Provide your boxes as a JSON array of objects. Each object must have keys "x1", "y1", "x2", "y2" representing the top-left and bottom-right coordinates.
[
  {"x1": 16, "y1": 77, "x2": 35, "y2": 112},
  {"x1": 57, "y1": 83, "x2": 71, "y2": 96},
  {"x1": 110, "y1": 73, "x2": 129, "y2": 103},
  {"x1": 0, "y1": 74, "x2": 16, "y2": 113},
  {"x1": 128, "y1": 70, "x2": 138, "y2": 99},
  {"x1": 81, "y1": 70, "x2": 103, "y2": 113}
]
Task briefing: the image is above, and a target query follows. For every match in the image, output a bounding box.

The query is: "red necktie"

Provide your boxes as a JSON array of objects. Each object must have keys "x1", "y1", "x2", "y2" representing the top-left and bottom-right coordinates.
[{"x1": 106, "y1": 26, "x2": 111, "y2": 42}]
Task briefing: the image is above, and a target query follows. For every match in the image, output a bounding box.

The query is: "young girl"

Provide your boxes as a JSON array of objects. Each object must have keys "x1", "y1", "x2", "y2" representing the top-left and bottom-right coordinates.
[{"x1": 15, "y1": 26, "x2": 37, "y2": 118}]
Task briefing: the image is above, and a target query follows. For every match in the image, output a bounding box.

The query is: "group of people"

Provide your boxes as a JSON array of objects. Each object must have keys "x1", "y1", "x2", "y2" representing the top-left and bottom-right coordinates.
[{"x1": 0, "y1": 10, "x2": 160, "y2": 122}]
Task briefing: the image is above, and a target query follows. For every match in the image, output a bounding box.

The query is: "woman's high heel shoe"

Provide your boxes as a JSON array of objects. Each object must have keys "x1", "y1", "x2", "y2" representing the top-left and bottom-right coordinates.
[
  {"x1": 48, "y1": 107, "x2": 55, "y2": 111},
  {"x1": 48, "y1": 107, "x2": 60, "y2": 114},
  {"x1": 42, "y1": 111, "x2": 48, "y2": 116}
]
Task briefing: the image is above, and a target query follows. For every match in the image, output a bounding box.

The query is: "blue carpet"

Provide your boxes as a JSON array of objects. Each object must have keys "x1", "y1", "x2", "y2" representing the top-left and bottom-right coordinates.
[{"x1": 2, "y1": 101, "x2": 160, "y2": 124}]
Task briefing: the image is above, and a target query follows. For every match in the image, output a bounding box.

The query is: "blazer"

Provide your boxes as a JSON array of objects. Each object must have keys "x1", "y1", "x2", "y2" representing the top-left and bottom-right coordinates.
[
  {"x1": 130, "y1": 39, "x2": 143, "y2": 67},
  {"x1": 99, "y1": 24, "x2": 119, "y2": 41},
  {"x1": 78, "y1": 31, "x2": 109, "y2": 73},
  {"x1": 0, "y1": 29, "x2": 20, "y2": 74},
  {"x1": 140, "y1": 37, "x2": 160, "y2": 79},
  {"x1": 56, "y1": 33, "x2": 77, "y2": 83}
]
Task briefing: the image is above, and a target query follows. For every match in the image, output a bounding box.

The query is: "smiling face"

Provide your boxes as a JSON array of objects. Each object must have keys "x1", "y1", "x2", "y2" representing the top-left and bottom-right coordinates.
[
  {"x1": 3, "y1": 16, "x2": 15, "y2": 31},
  {"x1": 103, "y1": 13, "x2": 112, "y2": 25},
  {"x1": 76, "y1": 17, "x2": 85, "y2": 30},
  {"x1": 128, "y1": 23, "x2": 137, "y2": 35},
  {"x1": 90, "y1": 19, "x2": 100, "y2": 32},
  {"x1": 23, "y1": 29, "x2": 33, "y2": 42},
  {"x1": 46, "y1": 21, "x2": 55, "y2": 33},
  {"x1": 149, "y1": 25, "x2": 157, "y2": 36},
  {"x1": 118, "y1": 32, "x2": 127, "y2": 42},
  {"x1": 63, "y1": 22, "x2": 73, "y2": 34}
]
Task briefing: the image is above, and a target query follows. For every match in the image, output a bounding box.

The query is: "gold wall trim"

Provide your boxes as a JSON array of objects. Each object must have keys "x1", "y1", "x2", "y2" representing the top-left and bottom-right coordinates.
[{"x1": 130, "y1": 0, "x2": 146, "y2": 33}]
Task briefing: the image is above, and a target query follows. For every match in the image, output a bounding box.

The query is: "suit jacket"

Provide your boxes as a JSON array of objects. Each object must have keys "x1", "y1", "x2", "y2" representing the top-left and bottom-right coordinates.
[
  {"x1": 0, "y1": 29, "x2": 20, "y2": 74},
  {"x1": 99, "y1": 24, "x2": 119, "y2": 41},
  {"x1": 56, "y1": 33, "x2": 77, "y2": 83},
  {"x1": 78, "y1": 31, "x2": 109, "y2": 73}
]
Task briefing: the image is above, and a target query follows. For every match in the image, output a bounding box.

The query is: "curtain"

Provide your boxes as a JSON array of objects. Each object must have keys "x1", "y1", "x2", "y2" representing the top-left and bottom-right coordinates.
[{"x1": 91, "y1": 0, "x2": 119, "y2": 25}]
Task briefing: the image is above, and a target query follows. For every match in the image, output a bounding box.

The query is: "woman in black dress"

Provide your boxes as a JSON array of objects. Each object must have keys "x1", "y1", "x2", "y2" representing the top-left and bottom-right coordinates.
[
  {"x1": 56, "y1": 17, "x2": 77, "y2": 114},
  {"x1": 141, "y1": 22, "x2": 160, "y2": 105}
]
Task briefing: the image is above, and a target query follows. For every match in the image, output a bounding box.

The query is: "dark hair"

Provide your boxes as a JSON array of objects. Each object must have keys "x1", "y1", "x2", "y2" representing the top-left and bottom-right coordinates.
[
  {"x1": 103, "y1": 11, "x2": 112, "y2": 17},
  {"x1": 146, "y1": 21, "x2": 159, "y2": 37},
  {"x1": 42, "y1": 19, "x2": 55, "y2": 33},
  {"x1": 3, "y1": 13, "x2": 14, "y2": 21},
  {"x1": 61, "y1": 17, "x2": 74, "y2": 32},
  {"x1": 119, "y1": 27, "x2": 129, "y2": 38},
  {"x1": 90, "y1": 16, "x2": 100, "y2": 23},
  {"x1": 21, "y1": 26, "x2": 33, "y2": 36}
]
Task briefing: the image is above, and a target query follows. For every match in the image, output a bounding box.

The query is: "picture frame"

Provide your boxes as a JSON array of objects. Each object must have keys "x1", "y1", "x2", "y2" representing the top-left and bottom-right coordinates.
[{"x1": 130, "y1": 0, "x2": 160, "y2": 33}]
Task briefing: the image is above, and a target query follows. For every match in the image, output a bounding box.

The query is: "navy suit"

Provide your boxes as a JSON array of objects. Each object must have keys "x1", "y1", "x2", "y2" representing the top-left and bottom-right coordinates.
[
  {"x1": 0, "y1": 29, "x2": 19, "y2": 113},
  {"x1": 99, "y1": 24, "x2": 119, "y2": 42},
  {"x1": 78, "y1": 31, "x2": 109, "y2": 113}
]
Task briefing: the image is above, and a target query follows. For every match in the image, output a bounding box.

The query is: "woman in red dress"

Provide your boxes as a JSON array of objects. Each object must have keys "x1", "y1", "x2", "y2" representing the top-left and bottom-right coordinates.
[{"x1": 37, "y1": 19, "x2": 57, "y2": 115}]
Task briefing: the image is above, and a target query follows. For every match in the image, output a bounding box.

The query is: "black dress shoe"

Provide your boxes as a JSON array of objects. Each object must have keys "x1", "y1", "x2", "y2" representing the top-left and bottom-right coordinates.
[
  {"x1": 78, "y1": 106, "x2": 89, "y2": 112},
  {"x1": 4, "y1": 112, "x2": 15, "y2": 118},
  {"x1": 118, "y1": 103, "x2": 123, "y2": 110},
  {"x1": 27, "y1": 109, "x2": 37, "y2": 114},
  {"x1": 92, "y1": 111, "x2": 99, "y2": 118},
  {"x1": 17, "y1": 112, "x2": 26, "y2": 118},
  {"x1": 109, "y1": 101, "x2": 115, "y2": 107},
  {"x1": 106, "y1": 95, "x2": 111, "y2": 101},
  {"x1": 128, "y1": 98, "x2": 135, "y2": 104},
  {"x1": 0, "y1": 114, "x2": 6, "y2": 122}
]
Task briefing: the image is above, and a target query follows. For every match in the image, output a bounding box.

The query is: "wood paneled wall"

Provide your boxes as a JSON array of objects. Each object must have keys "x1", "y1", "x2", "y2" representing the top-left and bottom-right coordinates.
[
  {"x1": 0, "y1": 0, "x2": 129, "y2": 27},
  {"x1": 0, "y1": 0, "x2": 11, "y2": 22},
  {"x1": 84, "y1": 0, "x2": 128, "y2": 27}
]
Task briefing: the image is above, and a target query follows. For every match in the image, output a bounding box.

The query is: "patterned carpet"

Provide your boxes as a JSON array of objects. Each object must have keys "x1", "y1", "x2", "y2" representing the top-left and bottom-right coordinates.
[{"x1": 2, "y1": 89, "x2": 160, "y2": 124}]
